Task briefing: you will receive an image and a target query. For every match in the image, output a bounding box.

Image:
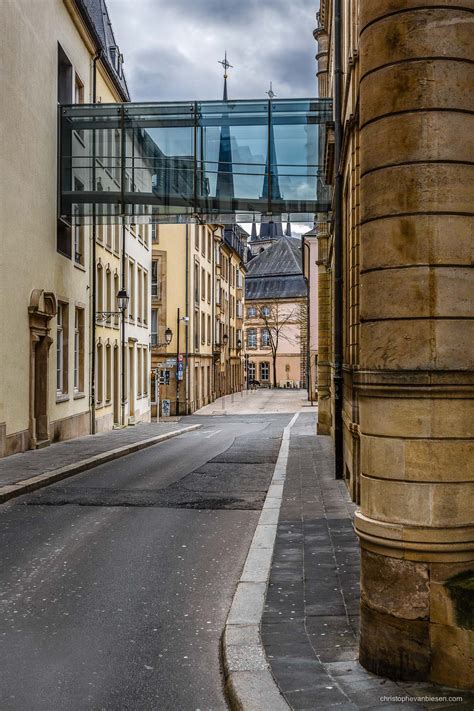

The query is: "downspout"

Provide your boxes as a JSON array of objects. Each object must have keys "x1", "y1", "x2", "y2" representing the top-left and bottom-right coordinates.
[
  {"x1": 301, "y1": 234, "x2": 311, "y2": 402},
  {"x1": 185, "y1": 224, "x2": 190, "y2": 414},
  {"x1": 333, "y1": 0, "x2": 344, "y2": 479},
  {"x1": 90, "y1": 51, "x2": 102, "y2": 435}
]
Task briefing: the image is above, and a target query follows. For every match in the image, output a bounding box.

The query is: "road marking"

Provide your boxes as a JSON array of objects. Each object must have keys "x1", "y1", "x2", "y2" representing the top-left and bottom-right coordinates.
[{"x1": 204, "y1": 429, "x2": 222, "y2": 438}]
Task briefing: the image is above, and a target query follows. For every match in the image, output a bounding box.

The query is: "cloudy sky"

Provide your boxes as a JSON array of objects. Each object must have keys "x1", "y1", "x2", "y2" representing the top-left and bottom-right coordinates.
[{"x1": 107, "y1": 0, "x2": 319, "y2": 103}]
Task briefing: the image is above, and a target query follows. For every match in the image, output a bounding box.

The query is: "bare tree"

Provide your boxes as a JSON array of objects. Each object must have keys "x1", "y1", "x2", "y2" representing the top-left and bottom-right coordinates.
[{"x1": 258, "y1": 303, "x2": 297, "y2": 388}]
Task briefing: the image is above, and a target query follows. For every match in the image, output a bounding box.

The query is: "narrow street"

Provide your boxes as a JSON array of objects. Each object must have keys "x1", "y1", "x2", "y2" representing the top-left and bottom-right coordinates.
[{"x1": 0, "y1": 392, "x2": 309, "y2": 711}]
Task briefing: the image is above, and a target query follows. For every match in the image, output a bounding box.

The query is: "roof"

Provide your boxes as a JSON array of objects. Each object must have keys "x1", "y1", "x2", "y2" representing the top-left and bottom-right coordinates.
[
  {"x1": 245, "y1": 236, "x2": 307, "y2": 300},
  {"x1": 76, "y1": 0, "x2": 130, "y2": 101}
]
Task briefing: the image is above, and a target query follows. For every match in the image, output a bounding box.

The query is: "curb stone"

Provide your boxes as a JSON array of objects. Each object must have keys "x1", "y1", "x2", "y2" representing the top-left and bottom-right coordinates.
[
  {"x1": 0, "y1": 424, "x2": 202, "y2": 504},
  {"x1": 222, "y1": 413, "x2": 299, "y2": 711}
]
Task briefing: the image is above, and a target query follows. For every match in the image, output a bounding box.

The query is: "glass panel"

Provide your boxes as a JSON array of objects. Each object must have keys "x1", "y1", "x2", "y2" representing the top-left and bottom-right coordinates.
[{"x1": 59, "y1": 99, "x2": 332, "y2": 224}]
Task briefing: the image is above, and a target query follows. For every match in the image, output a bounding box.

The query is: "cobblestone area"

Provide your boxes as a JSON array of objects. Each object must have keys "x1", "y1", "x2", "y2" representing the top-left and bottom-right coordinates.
[
  {"x1": 0, "y1": 422, "x2": 190, "y2": 487},
  {"x1": 262, "y1": 415, "x2": 474, "y2": 710}
]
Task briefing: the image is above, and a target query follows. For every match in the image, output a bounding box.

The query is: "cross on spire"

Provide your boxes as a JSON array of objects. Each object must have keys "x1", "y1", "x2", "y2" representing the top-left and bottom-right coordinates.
[
  {"x1": 218, "y1": 51, "x2": 233, "y2": 78},
  {"x1": 218, "y1": 51, "x2": 233, "y2": 101},
  {"x1": 266, "y1": 82, "x2": 276, "y2": 100}
]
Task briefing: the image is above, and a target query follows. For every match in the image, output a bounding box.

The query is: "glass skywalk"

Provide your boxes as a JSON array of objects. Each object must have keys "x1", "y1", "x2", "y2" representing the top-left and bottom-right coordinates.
[{"x1": 59, "y1": 98, "x2": 332, "y2": 225}]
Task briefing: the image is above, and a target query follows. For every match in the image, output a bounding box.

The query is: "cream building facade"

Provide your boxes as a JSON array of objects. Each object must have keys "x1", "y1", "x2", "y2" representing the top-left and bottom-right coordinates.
[
  {"x1": 316, "y1": 0, "x2": 473, "y2": 689},
  {"x1": 151, "y1": 223, "x2": 246, "y2": 416},
  {"x1": 0, "y1": 0, "x2": 150, "y2": 457}
]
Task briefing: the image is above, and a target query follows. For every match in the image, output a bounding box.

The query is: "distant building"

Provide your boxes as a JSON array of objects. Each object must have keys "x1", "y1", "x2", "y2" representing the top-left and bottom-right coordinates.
[{"x1": 245, "y1": 233, "x2": 307, "y2": 389}]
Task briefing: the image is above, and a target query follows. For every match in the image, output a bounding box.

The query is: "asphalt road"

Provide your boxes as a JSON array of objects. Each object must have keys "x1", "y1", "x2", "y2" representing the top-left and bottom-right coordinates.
[{"x1": 0, "y1": 414, "x2": 292, "y2": 711}]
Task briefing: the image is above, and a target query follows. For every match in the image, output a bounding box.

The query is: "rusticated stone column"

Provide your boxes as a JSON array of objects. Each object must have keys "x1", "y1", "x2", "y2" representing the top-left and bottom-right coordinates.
[{"x1": 356, "y1": 0, "x2": 474, "y2": 688}]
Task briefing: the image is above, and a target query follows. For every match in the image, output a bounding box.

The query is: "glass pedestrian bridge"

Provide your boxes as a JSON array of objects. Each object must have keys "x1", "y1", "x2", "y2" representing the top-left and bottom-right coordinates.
[{"x1": 59, "y1": 98, "x2": 332, "y2": 225}]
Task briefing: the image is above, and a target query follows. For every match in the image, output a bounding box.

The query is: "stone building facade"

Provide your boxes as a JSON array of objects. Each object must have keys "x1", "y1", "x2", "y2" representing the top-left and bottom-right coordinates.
[
  {"x1": 315, "y1": 0, "x2": 473, "y2": 688},
  {"x1": 245, "y1": 232, "x2": 308, "y2": 389}
]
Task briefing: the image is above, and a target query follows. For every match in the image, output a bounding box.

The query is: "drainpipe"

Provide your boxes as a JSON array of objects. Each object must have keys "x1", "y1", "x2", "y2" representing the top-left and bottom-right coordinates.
[
  {"x1": 185, "y1": 224, "x2": 190, "y2": 414},
  {"x1": 333, "y1": 0, "x2": 344, "y2": 479},
  {"x1": 301, "y1": 234, "x2": 312, "y2": 403},
  {"x1": 90, "y1": 51, "x2": 102, "y2": 435}
]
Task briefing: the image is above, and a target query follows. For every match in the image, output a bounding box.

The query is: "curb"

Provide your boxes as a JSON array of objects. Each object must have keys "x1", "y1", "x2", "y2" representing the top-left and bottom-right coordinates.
[
  {"x1": 222, "y1": 414, "x2": 299, "y2": 711},
  {"x1": 0, "y1": 424, "x2": 202, "y2": 504}
]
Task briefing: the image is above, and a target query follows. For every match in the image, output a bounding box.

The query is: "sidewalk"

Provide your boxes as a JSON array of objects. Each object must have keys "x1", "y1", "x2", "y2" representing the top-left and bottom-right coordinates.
[
  {"x1": 0, "y1": 421, "x2": 200, "y2": 502},
  {"x1": 261, "y1": 414, "x2": 474, "y2": 710}
]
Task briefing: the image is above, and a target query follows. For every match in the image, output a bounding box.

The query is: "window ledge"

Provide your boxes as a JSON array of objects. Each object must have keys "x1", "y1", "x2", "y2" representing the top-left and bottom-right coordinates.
[
  {"x1": 74, "y1": 391, "x2": 86, "y2": 400},
  {"x1": 74, "y1": 261, "x2": 86, "y2": 272},
  {"x1": 56, "y1": 393, "x2": 70, "y2": 403}
]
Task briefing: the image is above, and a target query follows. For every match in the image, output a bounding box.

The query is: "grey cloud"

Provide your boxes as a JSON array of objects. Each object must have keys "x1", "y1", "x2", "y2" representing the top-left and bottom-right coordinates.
[{"x1": 107, "y1": 0, "x2": 319, "y2": 102}]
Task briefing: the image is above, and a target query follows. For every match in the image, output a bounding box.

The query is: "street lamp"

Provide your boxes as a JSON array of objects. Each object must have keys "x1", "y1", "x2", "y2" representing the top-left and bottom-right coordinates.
[
  {"x1": 223, "y1": 333, "x2": 229, "y2": 346},
  {"x1": 96, "y1": 288, "x2": 129, "y2": 322},
  {"x1": 237, "y1": 338, "x2": 242, "y2": 350},
  {"x1": 116, "y1": 288, "x2": 129, "y2": 313},
  {"x1": 165, "y1": 327, "x2": 173, "y2": 345}
]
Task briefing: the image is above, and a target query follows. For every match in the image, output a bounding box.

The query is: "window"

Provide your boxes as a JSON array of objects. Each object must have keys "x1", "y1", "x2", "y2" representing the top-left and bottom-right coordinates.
[
  {"x1": 137, "y1": 347, "x2": 142, "y2": 397},
  {"x1": 143, "y1": 271, "x2": 148, "y2": 324},
  {"x1": 207, "y1": 274, "x2": 211, "y2": 303},
  {"x1": 201, "y1": 227, "x2": 206, "y2": 257},
  {"x1": 247, "y1": 328, "x2": 257, "y2": 349},
  {"x1": 194, "y1": 311, "x2": 200, "y2": 350},
  {"x1": 114, "y1": 274, "x2": 120, "y2": 326},
  {"x1": 74, "y1": 308, "x2": 84, "y2": 392},
  {"x1": 247, "y1": 306, "x2": 257, "y2": 318},
  {"x1": 260, "y1": 362, "x2": 270, "y2": 381},
  {"x1": 215, "y1": 245, "x2": 221, "y2": 266},
  {"x1": 195, "y1": 225, "x2": 199, "y2": 250},
  {"x1": 151, "y1": 308, "x2": 158, "y2": 346},
  {"x1": 207, "y1": 233, "x2": 211, "y2": 261},
  {"x1": 106, "y1": 345, "x2": 112, "y2": 402},
  {"x1": 72, "y1": 178, "x2": 85, "y2": 265},
  {"x1": 143, "y1": 350, "x2": 148, "y2": 396},
  {"x1": 194, "y1": 261, "x2": 200, "y2": 304},
  {"x1": 97, "y1": 264, "x2": 104, "y2": 313},
  {"x1": 56, "y1": 303, "x2": 68, "y2": 394},
  {"x1": 106, "y1": 269, "x2": 112, "y2": 322},
  {"x1": 137, "y1": 267, "x2": 143, "y2": 323},
  {"x1": 216, "y1": 280, "x2": 221, "y2": 305},
  {"x1": 261, "y1": 328, "x2": 271, "y2": 347},
  {"x1": 207, "y1": 315, "x2": 211, "y2": 345},
  {"x1": 97, "y1": 343, "x2": 103, "y2": 403},
  {"x1": 201, "y1": 312, "x2": 205, "y2": 345},
  {"x1": 151, "y1": 260, "x2": 160, "y2": 298},
  {"x1": 128, "y1": 261, "x2": 135, "y2": 319},
  {"x1": 261, "y1": 305, "x2": 270, "y2": 317},
  {"x1": 248, "y1": 362, "x2": 256, "y2": 380},
  {"x1": 151, "y1": 223, "x2": 159, "y2": 243},
  {"x1": 201, "y1": 268, "x2": 206, "y2": 301}
]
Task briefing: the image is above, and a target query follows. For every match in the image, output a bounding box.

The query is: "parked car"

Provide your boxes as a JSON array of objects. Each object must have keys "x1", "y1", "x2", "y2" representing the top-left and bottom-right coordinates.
[{"x1": 248, "y1": 379, "x2": 260, "y2": 387}]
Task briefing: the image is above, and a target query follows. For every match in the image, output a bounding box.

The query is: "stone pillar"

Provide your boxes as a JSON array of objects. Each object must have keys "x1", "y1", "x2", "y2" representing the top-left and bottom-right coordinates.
[{"x1": 356, "y1": 0, "x2": 474, "y2": 688}]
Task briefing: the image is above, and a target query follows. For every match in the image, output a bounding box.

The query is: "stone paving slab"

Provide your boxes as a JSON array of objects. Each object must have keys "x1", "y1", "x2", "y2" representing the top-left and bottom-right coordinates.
[
  {"x1": 0, "y1": 422, "x2": 200, "y2": 500},
  {"x1": 262, "y1": 422, "x2": 474, "y2": 710}
]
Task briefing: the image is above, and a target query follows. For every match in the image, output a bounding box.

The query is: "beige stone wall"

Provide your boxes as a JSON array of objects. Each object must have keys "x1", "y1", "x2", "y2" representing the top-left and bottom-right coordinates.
[{"x1": 317, "y1": 0, "x2": 474, "y2": 688}]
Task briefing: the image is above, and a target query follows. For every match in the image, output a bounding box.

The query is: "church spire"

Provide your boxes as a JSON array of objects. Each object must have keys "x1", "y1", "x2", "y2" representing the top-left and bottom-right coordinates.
[
  {"x1": 218, "y1": 51, "x2": 233, "y2": 101},
  {"x1": 251, "y1": 214, "x2": 257, "y2": 241},
  {"x1": 216, "y1": 52, "x2": 234, "y2": 199},
  {"x1": 285, "y1": 220, "x2": 292, "y2": 237},
  {"x1": 262, "y1": 82, "x2": 282, "y2": 203}
]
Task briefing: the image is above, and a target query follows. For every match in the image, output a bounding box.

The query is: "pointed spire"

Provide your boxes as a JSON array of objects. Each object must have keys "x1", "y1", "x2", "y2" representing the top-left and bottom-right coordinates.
[
  {"x1": 285, "y1": 220, "x2": 292, "y2": 237},
  {"x1": 262, "y1": 81, "x2": 282, "y2": 203},
  {"x1": 251, "y1": 214, "x2": 257, "y2": 241},
  {"x1": 218, "y1": 51, "x2": 233, "y2": 101}
]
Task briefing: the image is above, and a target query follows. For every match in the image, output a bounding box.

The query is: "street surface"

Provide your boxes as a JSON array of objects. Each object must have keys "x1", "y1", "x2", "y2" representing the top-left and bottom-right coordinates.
[{"x1": 0, "y1": 391, "x2": 310, "y2": 711}]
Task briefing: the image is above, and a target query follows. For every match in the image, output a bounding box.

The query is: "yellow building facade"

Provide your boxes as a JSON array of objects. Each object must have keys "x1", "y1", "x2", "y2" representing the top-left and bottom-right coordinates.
[
  {"x1": 316, "y1": 0, "x2": 473, "y2": 688},
  {"x1": 151, "y1": 224, "x2": 245, "y2": 416}
]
